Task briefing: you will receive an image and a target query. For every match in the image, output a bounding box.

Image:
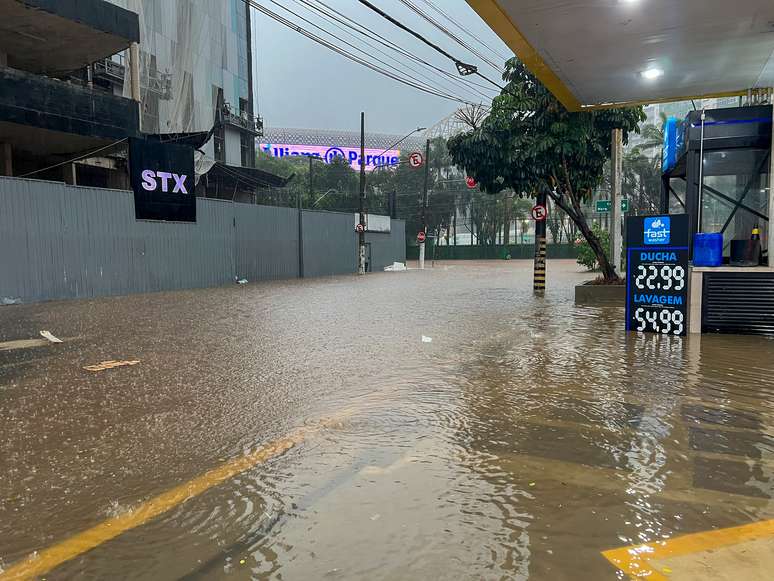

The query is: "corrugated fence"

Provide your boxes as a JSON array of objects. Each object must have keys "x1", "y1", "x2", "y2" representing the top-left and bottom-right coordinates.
[{"x1": 0, "y1": 177, "x2": 406, "y2": 303}]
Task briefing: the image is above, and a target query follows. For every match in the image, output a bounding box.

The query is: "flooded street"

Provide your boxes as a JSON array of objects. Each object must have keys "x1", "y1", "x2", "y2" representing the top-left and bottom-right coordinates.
[{"x1": 2, "y1": 260, "x2": 774, "y2": 580}]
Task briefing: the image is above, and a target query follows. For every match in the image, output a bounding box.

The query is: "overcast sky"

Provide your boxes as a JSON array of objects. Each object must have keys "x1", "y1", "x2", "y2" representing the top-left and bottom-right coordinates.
[{"x1": 252, "y1": 0, "x2": 511, "y2": 135}]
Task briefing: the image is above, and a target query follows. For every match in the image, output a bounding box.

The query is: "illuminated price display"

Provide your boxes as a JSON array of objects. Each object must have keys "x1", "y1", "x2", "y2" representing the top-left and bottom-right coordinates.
[{"x1": 626, "y1": 214, "x2": 690, "y2": 337}]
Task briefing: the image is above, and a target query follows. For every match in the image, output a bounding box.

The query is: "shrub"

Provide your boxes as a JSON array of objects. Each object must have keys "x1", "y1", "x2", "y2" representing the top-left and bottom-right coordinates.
[{"x1": 575, "y1": 223, "x2": 610, "y2": 271}]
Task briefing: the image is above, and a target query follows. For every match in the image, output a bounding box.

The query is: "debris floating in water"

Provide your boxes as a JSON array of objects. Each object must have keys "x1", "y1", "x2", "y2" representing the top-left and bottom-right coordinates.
[
  {"x1": 1, "y1": 297, "x2": 21, "y2": 305},
  {"x1": 384, "y1": 262, "x2": 407, "y2": 272},
  {"x1": 84, "y1": 360, "x2": 140, "y2": 372},
  {"x1": 39, "y1": 331, "x2": 63, "y2": 344},
  {"x1": 421, "y1": 336, "x2": 433, "y2": 343}
]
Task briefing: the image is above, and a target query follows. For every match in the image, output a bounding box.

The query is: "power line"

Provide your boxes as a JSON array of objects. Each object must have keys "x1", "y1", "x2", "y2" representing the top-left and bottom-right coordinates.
[
  {"x1": 290, "y1": 0, "x2": 496, "y2": 101},
  {"x1": 245, "y1": 0, "x2": 474, "y2": 105},
  {"x1": 354, "y1": 0, "x2": 506, "y2": 93},
  {"x1": 263, "y1": 0, "x2": 475, "y2": 104},
  {"x1": 397, "y1": 0, "x2": 503, "y2": 72},
  {"x1": 285, "y1": 2, "x2": 485, "y2": 103},
  {"x1": 417, "y1": 0, "x2": 510, "y2": 63}
]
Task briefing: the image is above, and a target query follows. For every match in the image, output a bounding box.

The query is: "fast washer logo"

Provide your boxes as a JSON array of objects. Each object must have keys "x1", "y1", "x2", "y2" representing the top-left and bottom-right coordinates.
[{"x1": 644, "y1": 216, "x2": 670, "y2": 245}]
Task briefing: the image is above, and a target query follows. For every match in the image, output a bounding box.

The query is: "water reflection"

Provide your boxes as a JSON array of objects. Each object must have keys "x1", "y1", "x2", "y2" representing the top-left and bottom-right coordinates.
[{"x1": 2, "y1": 262, "x2": 774, "y2": 579}]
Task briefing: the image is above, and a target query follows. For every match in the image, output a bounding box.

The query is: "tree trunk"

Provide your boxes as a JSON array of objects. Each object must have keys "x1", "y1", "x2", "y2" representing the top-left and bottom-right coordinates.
[
  {"x1": 548, "y1": 187, "x2": 619, "y2": 282},
  {"x1": 574, "y1": 212, "x2": 617, "y2": 280},
  {"x1": 504, "y1": 194, "x2": 511, "y2": 245}
]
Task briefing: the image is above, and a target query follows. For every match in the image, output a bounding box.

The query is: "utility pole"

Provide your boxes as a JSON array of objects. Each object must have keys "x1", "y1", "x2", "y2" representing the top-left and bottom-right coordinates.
[
  {"x1": 419, "y1": 138, "x2": 430, "y2": 269},
  {"x1": 610, "y1": 127, "x2": 623, "y2": 275},
  {"x1": 533, "y1": 191, "x2": 547, "y2": 293},
  {"x1": 358, "y1": 112, "x2": 367, "y2": 275},
  {"x1": 297, "y1": 156, "x2": 311, "y2": 278}
]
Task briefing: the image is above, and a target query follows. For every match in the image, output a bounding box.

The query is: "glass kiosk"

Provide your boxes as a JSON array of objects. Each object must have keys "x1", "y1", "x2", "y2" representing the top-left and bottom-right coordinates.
[{"x1": 659, "y1": 104, "x2": 773, "y2": 335}]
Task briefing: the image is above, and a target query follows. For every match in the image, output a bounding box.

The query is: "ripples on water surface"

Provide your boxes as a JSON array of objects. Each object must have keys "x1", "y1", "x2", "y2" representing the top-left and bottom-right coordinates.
[{"x1": 1, "y1": 261, "x2": 773, "y2": 579}]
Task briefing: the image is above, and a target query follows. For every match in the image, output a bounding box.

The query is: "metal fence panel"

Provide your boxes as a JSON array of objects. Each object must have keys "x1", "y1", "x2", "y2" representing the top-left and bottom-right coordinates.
[
  {"x1": 236, "y1": 204, "x2": 299, "y2": 281},
  {"x1": 301, "y1": 210, "x2": 357, "y2": 277},
  {"x1": 0, "y1": 178, "x2": 236, "y2": 302},
  {"x1": 367, "y1": 220, "x2": 406, "y2": 271},
  {"x1": 1, "y1": 177, "x2": 407, "y2": 303}
]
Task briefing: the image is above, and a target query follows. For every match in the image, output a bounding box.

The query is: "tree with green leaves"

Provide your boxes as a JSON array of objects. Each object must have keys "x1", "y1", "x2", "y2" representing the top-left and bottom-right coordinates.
[
  {"x1": 600, "y1": 115, "x2": 665, "y2": 215},
  {"x1": 254, "y1": 150, "x2": 360, "y2": 210},
  {"x1": 368, "y1": 137, "x2": 460, "y2": 241},
  {"x1": 448, "y1": 58, "x2": 645, "y2": 281}
]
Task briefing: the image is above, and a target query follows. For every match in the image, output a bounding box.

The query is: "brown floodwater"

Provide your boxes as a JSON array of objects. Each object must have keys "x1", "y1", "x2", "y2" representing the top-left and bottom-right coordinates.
[{"x1": 1, "y1": 260, "x2": 773, "y2": 580}]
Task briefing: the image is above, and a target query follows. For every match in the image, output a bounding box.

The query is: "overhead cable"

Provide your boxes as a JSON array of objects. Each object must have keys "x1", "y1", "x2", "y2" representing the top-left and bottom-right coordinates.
[
  {"x1": 354, "y1": 0, "x2": 506, "y2": 93},
  {"x1": 264, "y1": 0, "x2": 475, "y2": 103},
  {"x1": 294, "y1": 0, "x2": 496, "y2": 100},
  {"x1": 397, "y1": 0, "x2": 503, "y2": 72},
  {"x1": 417, "y1": 0, "x2": 510, "y2": 63},
  {"x1": 245, "y1": 0, "x2": 475, "y2": 104}
]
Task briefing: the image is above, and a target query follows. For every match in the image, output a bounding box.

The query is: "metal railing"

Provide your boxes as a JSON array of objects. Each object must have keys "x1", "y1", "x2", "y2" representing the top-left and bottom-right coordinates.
[{"x1": 221, "y1": 103, "x2": 263, "y2": 135}]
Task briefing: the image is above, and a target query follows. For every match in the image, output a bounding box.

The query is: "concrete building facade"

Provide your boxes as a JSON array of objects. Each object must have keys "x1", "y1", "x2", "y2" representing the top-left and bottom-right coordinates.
[
  {"x1": 0, "y1": 0, "x2": 274, "y2": 196},
  {"x1": 104, "y1": 0, "x2": 259, "y2": 169},
  {"x1": 0, "y1": 0, "x2": 141, "y2": 184}
]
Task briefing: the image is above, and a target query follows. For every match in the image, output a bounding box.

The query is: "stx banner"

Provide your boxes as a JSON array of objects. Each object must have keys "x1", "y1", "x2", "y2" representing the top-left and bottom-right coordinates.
[{"x1": 129, "y1": 138, "x2": 196, "y2": 222}]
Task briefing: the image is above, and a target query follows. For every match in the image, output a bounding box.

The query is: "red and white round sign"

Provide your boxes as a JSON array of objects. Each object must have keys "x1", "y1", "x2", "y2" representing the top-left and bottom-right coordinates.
[
  {"x1": 355, "y1": 223, "x2": 365, "y2": 233},
  {"x1": 409, "y1": 152, "x2": 424, "y2": 169},
  {"x1": 417, "y1": 231, "x2": 426, "y2": 243},
  {"x1": 465, "y1": 176, "x2": 477, "y2": 189},
  {"x1": 531, "y1": 204, "x2": 548, "y2": 221}
]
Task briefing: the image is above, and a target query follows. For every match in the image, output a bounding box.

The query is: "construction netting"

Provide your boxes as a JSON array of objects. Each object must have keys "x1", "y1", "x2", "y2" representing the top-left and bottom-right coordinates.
[{"x1": 107, "y1": 0, "x2": 250, "y2": 137}]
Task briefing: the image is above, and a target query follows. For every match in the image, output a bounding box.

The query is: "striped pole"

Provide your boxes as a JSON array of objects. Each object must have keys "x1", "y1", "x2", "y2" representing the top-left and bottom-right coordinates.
[{"x1": 533, "y1": 191, "x2": 548, "y2": 293}]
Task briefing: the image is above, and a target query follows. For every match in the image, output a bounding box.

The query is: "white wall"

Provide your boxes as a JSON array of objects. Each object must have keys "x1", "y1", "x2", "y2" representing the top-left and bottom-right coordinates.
[{"x1": 224, "y1": 126, "x2": 242, "y2": 167}]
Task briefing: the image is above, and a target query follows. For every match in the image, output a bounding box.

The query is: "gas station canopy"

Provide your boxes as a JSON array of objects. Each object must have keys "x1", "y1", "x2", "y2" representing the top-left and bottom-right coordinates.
[{"x1": 467, "y1": 0, "x2": 774, "y2": 110}]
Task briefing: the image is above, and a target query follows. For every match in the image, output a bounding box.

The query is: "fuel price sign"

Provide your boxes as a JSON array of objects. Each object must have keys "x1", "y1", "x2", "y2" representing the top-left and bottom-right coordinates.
[{"x1": 625, "y1": 214, "x2": 690, "y2": 336}]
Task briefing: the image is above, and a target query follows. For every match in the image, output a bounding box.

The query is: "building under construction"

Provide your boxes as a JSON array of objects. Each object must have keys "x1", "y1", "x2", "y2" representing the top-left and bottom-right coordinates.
[{"x1": 0, "y1": 0, "x2": 287, "y2": 198}]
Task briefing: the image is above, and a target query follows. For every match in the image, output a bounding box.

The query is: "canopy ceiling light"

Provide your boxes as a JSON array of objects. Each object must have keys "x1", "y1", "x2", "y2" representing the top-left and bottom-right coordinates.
[{"x1": 466, "y1": 0, "x2": 774, "y2": 110}]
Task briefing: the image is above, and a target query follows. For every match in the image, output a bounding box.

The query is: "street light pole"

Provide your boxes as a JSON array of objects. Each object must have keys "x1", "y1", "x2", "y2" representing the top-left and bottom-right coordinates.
[
  {"x1": 419, "y1": 138, "x2": 430, "y2": 270},
  {"x1": 297, "y1": 155, "x2": 312, "y2": 278},
  {"x1": 358, "y1": 112, "x2": 367, "y2": 275},
  {"x1": 375, "y1": 127, "x2": 426, "y2": 161},
  {"x1": 368, "y1": 126, "x2": 426, "y2": 216}
]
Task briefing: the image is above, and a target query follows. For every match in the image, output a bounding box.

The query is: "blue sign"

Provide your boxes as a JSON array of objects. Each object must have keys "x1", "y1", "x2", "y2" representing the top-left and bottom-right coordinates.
[
  {"x1": 662, "y1": 116, "x2": 678, "y2": 173},
  {"x1": 644, "y1": 216, "x2": 671, "y2": 245},
  {"x1": 626, "y1": 214, "x2": 689, "y2": 336}
]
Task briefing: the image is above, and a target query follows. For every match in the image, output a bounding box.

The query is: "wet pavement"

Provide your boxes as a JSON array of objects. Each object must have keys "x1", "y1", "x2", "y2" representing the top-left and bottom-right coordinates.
[{"x1": 1, "y1": 259, "x2": 774, "y2": 580}]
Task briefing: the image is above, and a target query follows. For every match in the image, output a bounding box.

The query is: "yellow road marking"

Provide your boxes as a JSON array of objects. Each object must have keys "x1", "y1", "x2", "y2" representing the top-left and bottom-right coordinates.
[
  {"x1": 0, "y1": 339, "x2": 50, "y2": 352},
  {"x1": 602, "y1": 518, "x2": 774, "y2": 579},
  {"x1": 0, "y1": 413, "x2": 351, "y2": 581}
]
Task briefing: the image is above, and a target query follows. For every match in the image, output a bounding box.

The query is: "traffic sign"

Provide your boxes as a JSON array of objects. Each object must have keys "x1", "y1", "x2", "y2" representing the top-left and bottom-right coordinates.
[
  {"x1": 531, "y1": 204, "x2": 547, "y2": 221},
  {"x1": 596, "y1": 199, "x2": 629, "y2": 213},
  {"x1": 465, "y1": 176, "x2": 477, "y2": 189},
  {"x1": 408, "y1": 152, "x2": 424, "y2": 169},
  {"x1": 355, "y1": 223, "x2": 364, "y2": 233},
  {"x1": 417, "y1": 231, "x2": 426, "y2": 243}
]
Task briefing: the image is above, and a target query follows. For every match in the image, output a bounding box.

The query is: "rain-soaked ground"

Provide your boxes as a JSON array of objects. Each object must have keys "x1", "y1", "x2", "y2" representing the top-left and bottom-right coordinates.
[{"x1": 1, "y1": 259, "x2": 773, "y2": 580}]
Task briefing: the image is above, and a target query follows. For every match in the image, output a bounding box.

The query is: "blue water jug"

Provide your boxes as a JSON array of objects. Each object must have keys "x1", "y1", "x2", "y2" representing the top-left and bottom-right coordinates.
[{"x1": 693, "y1": 233, "x2": 723, "y2": 266}]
